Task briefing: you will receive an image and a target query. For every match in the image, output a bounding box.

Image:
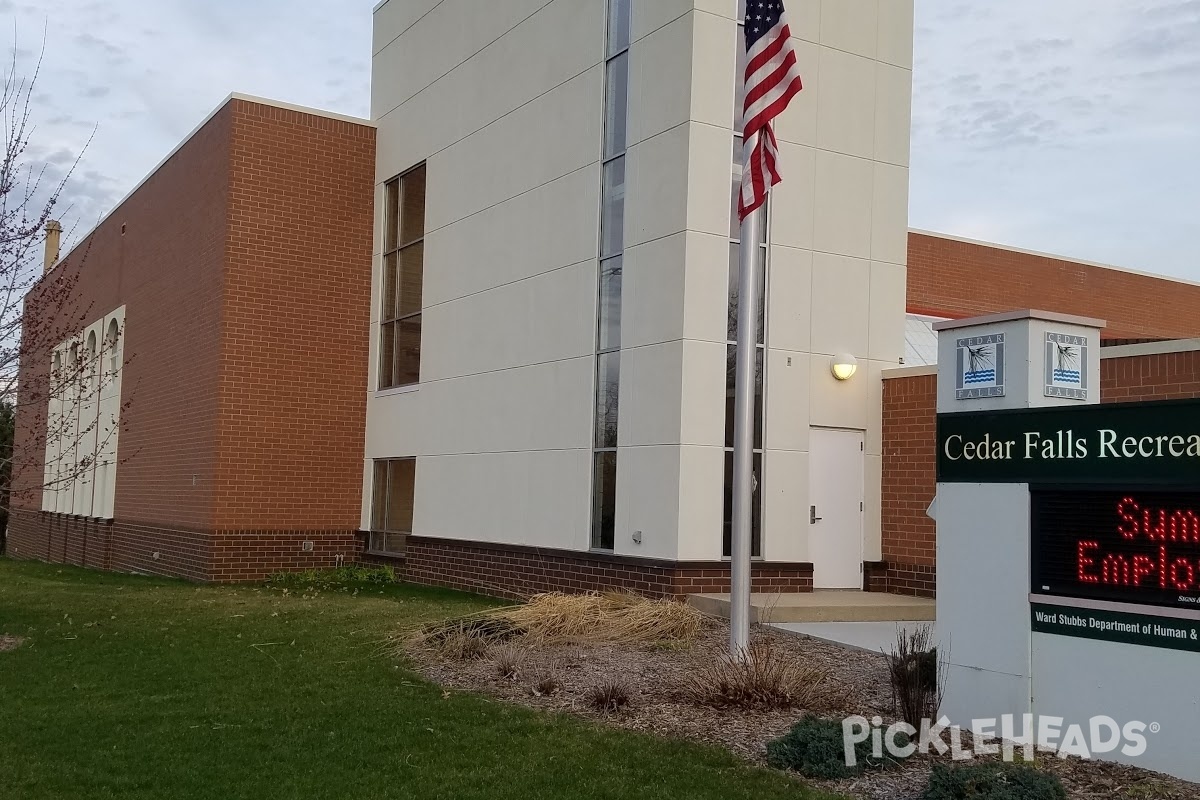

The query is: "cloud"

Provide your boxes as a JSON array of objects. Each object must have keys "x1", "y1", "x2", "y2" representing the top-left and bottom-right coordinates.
[
  {"x1": 911, "y1": 0, "x2": 1200, "y2": 279},
  {"x1": 10, "y1": 0, "x2": 1200, "y2": 285},
  {"x1": 10, "y1": 0, "x2": 372, "y2": 253}
]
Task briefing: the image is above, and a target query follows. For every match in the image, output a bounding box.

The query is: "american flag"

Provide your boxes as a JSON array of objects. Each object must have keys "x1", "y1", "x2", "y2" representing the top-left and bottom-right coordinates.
[{"x1": 738, "y1": 0, "x2": 804, "y2": 220}]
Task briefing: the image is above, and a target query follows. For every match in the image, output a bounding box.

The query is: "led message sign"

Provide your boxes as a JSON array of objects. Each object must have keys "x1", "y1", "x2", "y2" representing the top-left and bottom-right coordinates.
[{"x1": 1031, "y1": 489, "x2": 1200, "y2": 610}]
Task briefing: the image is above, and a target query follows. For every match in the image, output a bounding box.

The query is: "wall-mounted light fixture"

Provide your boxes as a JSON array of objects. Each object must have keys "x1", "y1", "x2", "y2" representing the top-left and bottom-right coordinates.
[{"x1": 830, "y1": 353, "x2": 858, "y2": 381}]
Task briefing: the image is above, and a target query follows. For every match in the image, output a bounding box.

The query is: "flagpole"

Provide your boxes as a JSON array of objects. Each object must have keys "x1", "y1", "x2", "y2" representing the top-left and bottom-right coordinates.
[{"x1": 729, "y1": 202, "x2": 762, "y2": 656}]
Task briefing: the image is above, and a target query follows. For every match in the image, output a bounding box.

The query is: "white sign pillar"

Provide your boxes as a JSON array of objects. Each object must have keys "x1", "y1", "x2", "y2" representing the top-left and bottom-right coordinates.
[{"x1": 933, "y1": 310, "x2": 1103, "y2": 726}]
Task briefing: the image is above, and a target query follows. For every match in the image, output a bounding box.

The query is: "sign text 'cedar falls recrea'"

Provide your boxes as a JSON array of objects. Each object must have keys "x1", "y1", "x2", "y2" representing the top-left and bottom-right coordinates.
[{"x1": 937, "y1": 398, "x2": 1200, "y2": 485}]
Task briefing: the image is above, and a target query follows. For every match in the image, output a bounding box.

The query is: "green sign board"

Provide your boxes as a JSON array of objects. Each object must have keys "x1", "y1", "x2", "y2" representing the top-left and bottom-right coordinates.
[
  {"x1": 937, "y1": 398, "x2": 1200, "y2": 484},
  {"x1": 1032, "y1": 603, "x2": 1200, "y2": 653}
]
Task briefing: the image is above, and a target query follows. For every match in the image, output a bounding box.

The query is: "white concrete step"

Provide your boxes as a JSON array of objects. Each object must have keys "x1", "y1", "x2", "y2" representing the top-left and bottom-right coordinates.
[{"x1": 687, "y1": 590, "x2": 935, "y2": 624}]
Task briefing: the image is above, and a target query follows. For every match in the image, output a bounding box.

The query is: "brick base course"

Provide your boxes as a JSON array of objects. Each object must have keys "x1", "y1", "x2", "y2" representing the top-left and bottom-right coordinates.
[
  {"x1": 6, "y1": 508, "x2": 361, "y2": 582},
  {"x1": 402, "y1": 535, "x2": 813, "y2": 600},
  {"x1": 865, "y1": 560, "x2": 936, "y2": 598}
]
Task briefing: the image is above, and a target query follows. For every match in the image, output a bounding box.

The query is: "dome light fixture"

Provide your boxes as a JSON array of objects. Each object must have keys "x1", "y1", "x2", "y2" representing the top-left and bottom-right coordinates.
[{"x1": 830, "y1": 353, "x2": 858, "y2": 381}]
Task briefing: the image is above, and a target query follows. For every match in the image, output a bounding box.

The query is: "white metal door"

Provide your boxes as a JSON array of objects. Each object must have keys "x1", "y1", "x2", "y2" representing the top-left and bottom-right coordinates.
[{"x1": 809, "y1": 428, "x2": 865, "y2": 589}]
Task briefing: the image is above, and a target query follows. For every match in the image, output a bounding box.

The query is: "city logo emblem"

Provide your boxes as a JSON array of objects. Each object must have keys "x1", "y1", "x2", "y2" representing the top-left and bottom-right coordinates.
[
  {"x1": 955, "y1": 333, "x2": 1005, "y2": 399},
  {"x1": 1045, "y1": 332, "x2": 1088, "y2": 400}
]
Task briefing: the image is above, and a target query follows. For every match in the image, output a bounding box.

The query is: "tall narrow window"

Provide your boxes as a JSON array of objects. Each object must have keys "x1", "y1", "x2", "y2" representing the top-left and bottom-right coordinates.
[
  {"x1": 85, "y1": 331, "x2": 98, "y2": 392},
  {"x1": 106, "y1": 319, "x2": 120, "y2": 379},
  {"x1": 724, "y1": 4, "x2": 768, "y2": 558},
  {"x1": 369, "y1": 458, "x2": 415, "y2": 554},
  {"x1": 591, "y1": 0, "x2": 632, "y2": 551},
  {"x1": 380, "y1": 164, "x2": 426, "y2": 389}
]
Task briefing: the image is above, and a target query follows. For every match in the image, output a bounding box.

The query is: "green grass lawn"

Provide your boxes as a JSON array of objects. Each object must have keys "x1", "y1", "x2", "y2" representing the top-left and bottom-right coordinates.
[{"x1": 0, "y1": 559, "x2": 839, "y2": 800}]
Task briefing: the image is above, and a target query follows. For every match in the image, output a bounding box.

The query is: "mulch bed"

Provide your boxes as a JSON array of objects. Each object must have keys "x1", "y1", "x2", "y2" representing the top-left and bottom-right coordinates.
[
  {"x1": 406, "y1": 618, "x2": 1197, "y2": 800},
  {"x1": 0, "y1": 635, "x2": 25, "y2": 652}
]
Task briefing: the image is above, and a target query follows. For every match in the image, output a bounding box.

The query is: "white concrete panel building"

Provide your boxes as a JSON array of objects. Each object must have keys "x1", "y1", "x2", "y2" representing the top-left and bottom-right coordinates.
[{"x1": 364, "y1": 0, "x2": 913, "y2": 595}]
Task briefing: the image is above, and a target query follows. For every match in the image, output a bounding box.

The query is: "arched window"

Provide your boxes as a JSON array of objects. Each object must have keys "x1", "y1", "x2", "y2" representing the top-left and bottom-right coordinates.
[
  {"x1": 106, "y1": 319, "x2": 120, "y2": 377},
  {"x1": 68, "y1": 343, "x2": 79, "y2": 383},
  {"x1": 86, "y1": 331, "x2": 98, "y2": 391}
]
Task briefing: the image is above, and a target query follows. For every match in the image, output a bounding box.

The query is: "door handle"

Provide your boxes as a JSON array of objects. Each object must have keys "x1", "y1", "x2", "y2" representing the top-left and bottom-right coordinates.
[{"x1": 810, "y1": 505, "x2": 822, "y2": 524}]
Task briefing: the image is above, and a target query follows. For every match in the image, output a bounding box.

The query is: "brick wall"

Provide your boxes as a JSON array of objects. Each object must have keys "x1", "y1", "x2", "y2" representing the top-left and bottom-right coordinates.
[
  {"x1": 214, "y1": 100, "x2": 375, "y2": 531},
  {"x1": 1100, "y1": 349, "x2": 1200, "y2": 403},
  {"x1": 878, "y1": 347, "x2": 1200, "y2": 598},
  {"x1": 9, "y1": 97, "x2": 375, "y2": 581},
  {"x1": 12, "y1": 107, "x2": 233, "y2": 526},
  {"x1": 908, "y1": 232, "x2": 1200, "y2": 341},
  {"x1": 403, "y1": 536, "x2": 813, "y2": 600},
  {"x1": 879, "y1": 371, "x2": 937, "y2": 596}
]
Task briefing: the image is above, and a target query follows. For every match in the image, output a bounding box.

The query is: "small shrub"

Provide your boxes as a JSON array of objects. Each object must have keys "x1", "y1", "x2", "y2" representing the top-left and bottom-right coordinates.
[
  {"x1": 268, "y1": 565, "x2": 396, "y2": 591},
  {"x1": 680, "y1": 636, "x2": 828, "y2": 710},
  {"x1": 434, "y1": 624, "x2": 490, "y2": 660},
  {"x1": 532, "y1": 673, "x2": 561, "y2": 697},
  {"x1": 586, "y1": 682, "x2": 631, "y2": 713},
  {"x1": 922, "y1": 763, "x2": 1067, "y2": 800},
  {"x1": 420, "y1": 616, "x2": 525, "y2": 647},
  {"x1": 767, "y1": 714, "x2": 909, "y2": 779},
  {"x1": 492, "y1": 642, "x2": 525, "y2": 680},
  {"x1": 886, "y1": 625, "x2": 946, "y2": 728}
]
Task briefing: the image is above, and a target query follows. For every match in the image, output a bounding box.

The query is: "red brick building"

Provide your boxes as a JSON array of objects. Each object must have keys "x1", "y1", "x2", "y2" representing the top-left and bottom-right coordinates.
[
  {"x1": 8, "y1": 95, "x2": 376, "y2": 581},
  {"x1": 874, "y1": 232, "x2": 1200, "y2": 598}
]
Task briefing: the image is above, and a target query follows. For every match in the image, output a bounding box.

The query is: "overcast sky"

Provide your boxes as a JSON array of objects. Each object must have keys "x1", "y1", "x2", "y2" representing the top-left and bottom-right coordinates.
[{"x1": 13, "y1": 0, "x2": 1200, "y2": 281}]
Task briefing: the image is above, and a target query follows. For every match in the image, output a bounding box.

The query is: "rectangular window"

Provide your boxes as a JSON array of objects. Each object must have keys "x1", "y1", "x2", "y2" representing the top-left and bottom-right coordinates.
[
  {"x1": 379, "y1": 164, "x2": 426, "y2": 390},
  {"x1": 591, "y1": 0, "x2": 632, "y2": 551},
  {"x1": 370, "y1": 458, "x2": 415, "y2": 554}
]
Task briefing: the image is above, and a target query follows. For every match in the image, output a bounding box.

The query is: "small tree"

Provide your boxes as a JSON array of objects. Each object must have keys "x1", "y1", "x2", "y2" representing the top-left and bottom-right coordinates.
[{"x1": 0, "y1": 43, "x2": 125, "y2": 542}]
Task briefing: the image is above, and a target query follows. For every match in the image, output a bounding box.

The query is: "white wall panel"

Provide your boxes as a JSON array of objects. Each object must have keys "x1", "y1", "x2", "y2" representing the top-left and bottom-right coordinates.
[
  {"x1": 418, "y1": 357, "x2": 594, "y2": 456},
  {"x1": 767, "y1": 142, "x2": 816, "y2": 251},
  {"x1": 371, "y1": 0, "x2": 557, "y2": 119},
  {"x1": 622, "y1": 233, "x2": 687, "y2": 349},
  {"x1": 425, "y1": 69, "x2": 604, "y2": 232},
  {"x1": 618, "y1": 341, "x2": 684, "y2": 448},
  {"x1": 810, "y1": 252, "x2": 870, "y2": 358},
  {"x1": 679, "y1": 339, "x2": 726, "y2": 448},
  {"x1": 422, "y1": 167, "x2": 599, "y2": 308},
  {"x1": 624, "y1": 122, "x2": 692, "y2": 248},
  {"x1": 868, "y1": 260, "x2": 907, "y2": 362},
  {"x1": 874, "y1": 62, "x2": 913, "y2": 167},
  {"x1": 877, "y1": 0, "x2": 915, "y2": 69},
  {"x1": 816, "y1": 48, "x2": 877, "y2": 160},
  {"x1": 764, "y1": 350, "x2": 811, "y2": 452},
  {"x1": 763, "y1": 448, "x2": 809, "y2": 562},
  {"x1": 628, "y1": 14, "x2": 695, "y2": 146},
  {"x1": 420, "y1": 261, "x2": 595, "y2": 382},
  {"x1": 812, "y1": 150, "x2": 873, "y2": 260},
  {"x1": 676, "y1": 444, "x2": 724, "y2": 560},
  {"x1": 819, "y1": 0, "x2": 878, "y2": 58},
  {"x1": 872, "y1": 161, "x2": 910, "y2": 266},
  {"x1": 682, "y1": 232, "x2": 733, "y2": 345},
  {"x1": 414, "y1": 449, "x2": 591, "y2": 548},
  {"x1": 765, "y1": 245, "x2": 813, "y2": 354},
  {"x1": 614, "y1": 445, "x2": 682, "y2": 559},
  {"x1": 686, "y1": 122, "x2": 736, "y2": 240}
]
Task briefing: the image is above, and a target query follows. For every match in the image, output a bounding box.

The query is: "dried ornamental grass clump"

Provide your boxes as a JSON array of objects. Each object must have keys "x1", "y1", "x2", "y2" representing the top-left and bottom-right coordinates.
[
  {"x1": 405, "y1": 591, "x2": 702, "y2": 654},
  {"x1": 586, "y1": 681, "x2": 632, "y2": 713},
  {"x1": 498, "y1": 591, "x2": 703, "y2": 645},
  {"x1": 491, "y1": 641, "x2": 525, "y2": 680},
  {"x1": 679, "y1": 636, "x2": 830, "y2": 710}
]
